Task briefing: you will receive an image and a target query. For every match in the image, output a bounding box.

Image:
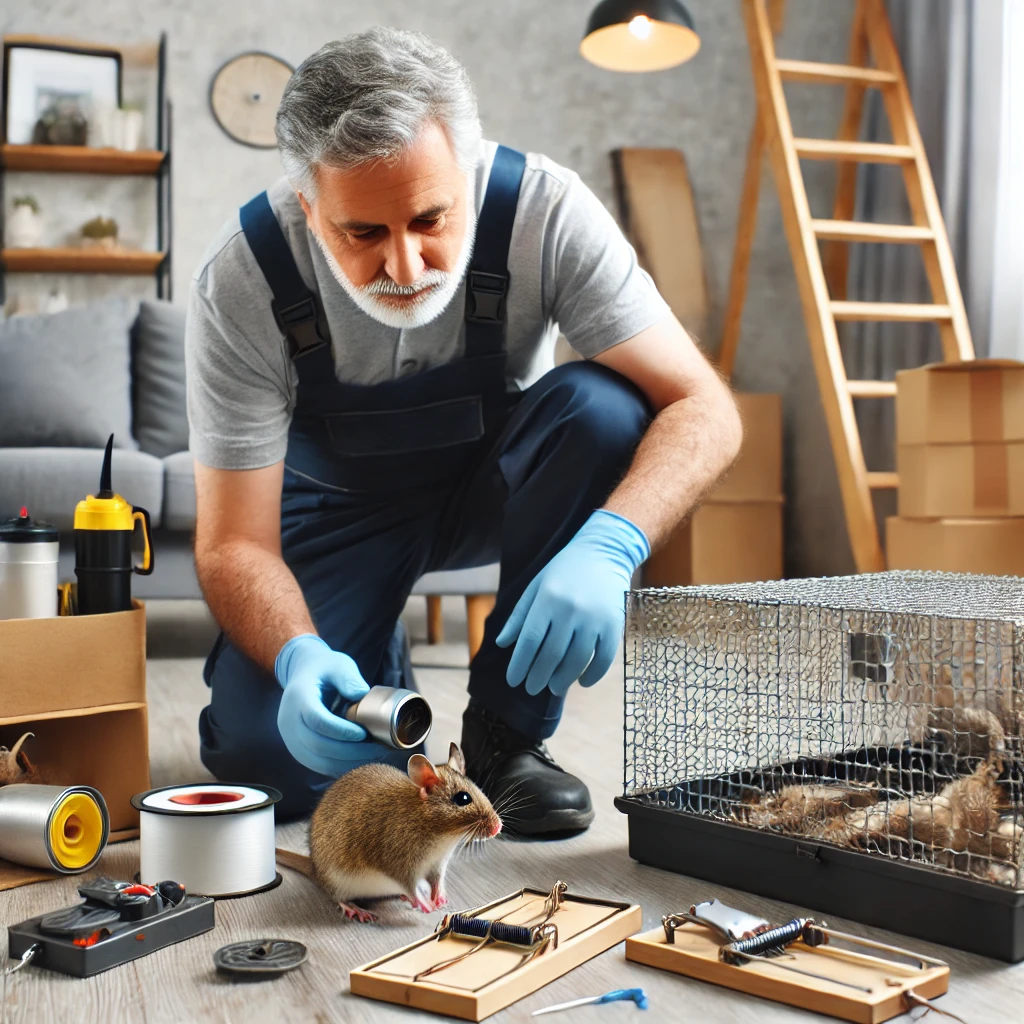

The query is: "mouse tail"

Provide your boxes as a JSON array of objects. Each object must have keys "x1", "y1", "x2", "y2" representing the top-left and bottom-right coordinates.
[{"x1": 275, "y1": 847, "x2": 315, "y2": 879}]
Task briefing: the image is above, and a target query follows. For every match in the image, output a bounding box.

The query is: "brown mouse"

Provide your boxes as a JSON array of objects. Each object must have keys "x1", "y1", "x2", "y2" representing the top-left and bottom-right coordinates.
[{"x1": 276, "y1": 742, "x2": 501, "y2": 923}]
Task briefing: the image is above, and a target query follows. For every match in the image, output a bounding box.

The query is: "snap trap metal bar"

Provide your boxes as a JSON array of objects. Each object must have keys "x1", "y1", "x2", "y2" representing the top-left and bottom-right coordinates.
[{"x1": 414, "y1": 880, "x2": 567, "y2": 983}]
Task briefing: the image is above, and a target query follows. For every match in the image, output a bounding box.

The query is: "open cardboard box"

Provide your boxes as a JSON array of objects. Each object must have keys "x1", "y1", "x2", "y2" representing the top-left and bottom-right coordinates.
[{"x1": 0, "y1": 600, "x2": 150, "y2": 890}]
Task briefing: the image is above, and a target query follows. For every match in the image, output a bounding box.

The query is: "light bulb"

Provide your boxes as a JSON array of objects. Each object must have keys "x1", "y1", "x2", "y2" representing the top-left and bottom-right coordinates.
[{"x1": 628, "y1": 15, "x2": 653, "y2": 40}]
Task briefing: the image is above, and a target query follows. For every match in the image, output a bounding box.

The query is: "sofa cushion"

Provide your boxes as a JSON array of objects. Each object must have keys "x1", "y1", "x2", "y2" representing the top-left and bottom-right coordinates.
[
  {"x1": 132, "y1": 300, "x2": 189, "y2": 458},
  {"x1": 0, "y1": 448, "x2": 164, "y2": 532},
  {"x1": 411, "y1": 565, "x2": 501, "y2": 595},
  {"x1": 0, "y1": 299, "x2": 139, "y2": 449},
  {"x1": 162, "y1": 450, "x2": 196, "y2": 531}
]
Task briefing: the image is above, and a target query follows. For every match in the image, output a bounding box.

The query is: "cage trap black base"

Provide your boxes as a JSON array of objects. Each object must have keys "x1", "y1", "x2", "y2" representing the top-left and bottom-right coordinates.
[
  {"x1": 7, "y1": 879, "x2": 216, "y2": 977},
  {"x1": 616, "y1": 745, "x2": 1024, "y2": 962}
]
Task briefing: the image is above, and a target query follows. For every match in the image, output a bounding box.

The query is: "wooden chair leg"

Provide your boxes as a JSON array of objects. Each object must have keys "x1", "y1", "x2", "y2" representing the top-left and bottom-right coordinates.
[
  {"x1": 465, "y1": 593, "x2": 496, "y2": 662},
  {"x1": 426, "y1": 595, "x2": 444, "y2": 645}
]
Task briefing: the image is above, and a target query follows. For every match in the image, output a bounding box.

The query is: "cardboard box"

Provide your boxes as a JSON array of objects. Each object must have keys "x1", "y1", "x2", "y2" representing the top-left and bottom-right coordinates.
[
  {"x1": 0, "y1": 601, "x2": 150, "y2": 854},
  {"x1": 897, "y1": 442, "x2": 1024, "y2": 517},
  {"x1": 886, "y1": 516, "x2": 1024, "y2": 576},
  {"x1": 644, "y1": 392, "x2": 784, "y2": 587},
  {"x1": 645, "y1": 500, "x2": 784, "y2": 587},
  {"x1": 1, "y1": 601, "x2": 146, "y2": 720},
  {"x1": 896, "y1": 359, "x2": 1024, "y2": 446},
  {"x1": 0, "y1": 705, "x2": 149, "y2": 835},
  {"x1": 717, "y1": 393, "x2": 783, "y2": 501}
]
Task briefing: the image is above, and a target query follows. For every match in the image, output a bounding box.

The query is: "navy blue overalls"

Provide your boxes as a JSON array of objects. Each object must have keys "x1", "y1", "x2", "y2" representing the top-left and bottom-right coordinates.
[{"x1": 199, "y1": 146, "x2": 650, "y2": 818}]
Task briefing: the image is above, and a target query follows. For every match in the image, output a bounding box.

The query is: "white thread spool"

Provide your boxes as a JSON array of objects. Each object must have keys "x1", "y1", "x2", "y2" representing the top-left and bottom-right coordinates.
[{"x1": 131, "y1": 784, "x2": 281, "y2": 897}]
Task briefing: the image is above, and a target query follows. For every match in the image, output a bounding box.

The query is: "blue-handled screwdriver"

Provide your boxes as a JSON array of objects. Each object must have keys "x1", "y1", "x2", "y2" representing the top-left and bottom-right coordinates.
[{"x1": 531, "y1": 988, "x2": 649, "y2": 1016}]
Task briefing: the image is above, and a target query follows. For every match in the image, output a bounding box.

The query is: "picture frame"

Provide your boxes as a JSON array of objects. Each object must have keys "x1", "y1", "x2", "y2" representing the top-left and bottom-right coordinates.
[{"x1": 2, "y1": 41, "x2": 122, "y2": 146}]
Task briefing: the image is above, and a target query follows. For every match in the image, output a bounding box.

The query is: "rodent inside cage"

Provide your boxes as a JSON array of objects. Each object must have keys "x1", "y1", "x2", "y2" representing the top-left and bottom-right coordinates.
[{"x1": 620, "y1": 572, "x2": 1024, "y2": 899}]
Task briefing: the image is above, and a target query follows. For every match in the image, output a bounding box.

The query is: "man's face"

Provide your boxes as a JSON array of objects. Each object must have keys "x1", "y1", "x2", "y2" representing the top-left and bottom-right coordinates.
[{"x1": 298, "y1": 121, "x2": 475, "y2": 329}]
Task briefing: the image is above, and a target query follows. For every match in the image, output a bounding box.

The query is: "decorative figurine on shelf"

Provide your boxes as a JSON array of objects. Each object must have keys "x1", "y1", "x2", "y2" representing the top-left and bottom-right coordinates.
[
  {"x1": 31, "y1": 97, "x2": 88, "y2": 146},
  {"x1": 42, "y1": 288, "x2": 70, "y2": 314},
  {"x1": 80, "y1": 216, "x2": 119, "y2": 250},
  {"x1": 8, "y1": 195, "x2": 42, "y2": 248}
]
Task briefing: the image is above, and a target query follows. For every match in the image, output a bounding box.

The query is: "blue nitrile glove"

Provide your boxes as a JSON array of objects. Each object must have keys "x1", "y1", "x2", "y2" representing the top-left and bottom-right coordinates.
[
  {"x1": 496, "y1": 509, "x2": 650, "y2": 697},
  {"x1": 274, "y1": 634, "x2": 371, "y2": 776}
]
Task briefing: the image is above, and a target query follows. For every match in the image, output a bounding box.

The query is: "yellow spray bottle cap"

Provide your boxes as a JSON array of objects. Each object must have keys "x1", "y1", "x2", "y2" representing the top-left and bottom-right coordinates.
[{"x1": 74, "y1": 491, "x2": 134, "y2": 531}]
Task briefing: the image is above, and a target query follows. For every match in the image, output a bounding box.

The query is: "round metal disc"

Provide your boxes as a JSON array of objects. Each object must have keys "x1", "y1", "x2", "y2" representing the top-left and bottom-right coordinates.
[
  {"x1": 213, "y1": 938, "x2": 308, "y2": 978},
  {"x1": 209, "y1": 52, "x2": 293, "y2": 148}
]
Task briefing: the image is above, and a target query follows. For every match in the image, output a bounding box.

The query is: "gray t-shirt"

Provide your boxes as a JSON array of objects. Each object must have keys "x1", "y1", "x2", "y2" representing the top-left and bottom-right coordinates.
[{"x1": 185, "y1": 140, "x2": 670, "y2": 470}]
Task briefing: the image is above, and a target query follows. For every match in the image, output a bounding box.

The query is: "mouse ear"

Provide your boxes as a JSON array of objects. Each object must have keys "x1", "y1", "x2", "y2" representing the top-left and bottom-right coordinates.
[
  {"x1": 408, "y1": 753, "x2": 441, "y2": 797},
  {"x1": 447, "y1": 743, "x2": 466, "y2": 774}
]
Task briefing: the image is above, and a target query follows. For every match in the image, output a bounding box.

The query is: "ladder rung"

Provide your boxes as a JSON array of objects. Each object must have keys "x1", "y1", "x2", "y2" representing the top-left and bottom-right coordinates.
[
  {"x1": 776, "y1": 59, "x2": 899, "y2": 86},
  {"x1": 812, "y1": 220, "x2": 934, "y2": 244},
  {"x1": 794, "y1": 139, "x2": 915, "y2": 163},
  {"x1": 831, "y1": 301, "x2": 953, "y2": 322},
  {"x1": 847, "y1": 380, "x2": 897, "y2": 398},
  {"x1": 867, "y1": 472, "x2": 899, "y2": 490}
]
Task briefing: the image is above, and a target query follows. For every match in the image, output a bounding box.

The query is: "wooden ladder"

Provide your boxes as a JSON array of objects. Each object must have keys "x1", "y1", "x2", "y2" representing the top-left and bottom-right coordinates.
[{"x1": 718, "y1": 0, "x2": 975, "y2": 573}]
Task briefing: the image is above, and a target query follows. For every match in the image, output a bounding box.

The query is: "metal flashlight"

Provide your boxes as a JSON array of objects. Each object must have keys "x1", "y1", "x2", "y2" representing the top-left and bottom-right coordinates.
[{"x1": 340, "y1": 686, "x2": 432, "y2": 750}]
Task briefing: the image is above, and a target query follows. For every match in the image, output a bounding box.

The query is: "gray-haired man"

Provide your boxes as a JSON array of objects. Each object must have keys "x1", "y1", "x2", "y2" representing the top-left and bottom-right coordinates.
[{"x1": 187, "y1": 28, "x2": 741, "y2": 843}]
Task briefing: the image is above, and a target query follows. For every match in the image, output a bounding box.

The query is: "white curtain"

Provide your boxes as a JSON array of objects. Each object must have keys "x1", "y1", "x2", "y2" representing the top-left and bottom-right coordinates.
[
  {"x1": 845, "y1": 0, "x2": 1024, "y2": 478},
  {"x1": 979, "y1": 0, "x2": 1024, "y2": 359}
]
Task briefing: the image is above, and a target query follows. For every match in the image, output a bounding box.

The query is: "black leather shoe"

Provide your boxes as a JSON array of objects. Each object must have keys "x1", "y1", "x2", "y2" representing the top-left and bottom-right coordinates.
[{"x1": 460, "y1": 701, "x2": 595, "y2": 837}]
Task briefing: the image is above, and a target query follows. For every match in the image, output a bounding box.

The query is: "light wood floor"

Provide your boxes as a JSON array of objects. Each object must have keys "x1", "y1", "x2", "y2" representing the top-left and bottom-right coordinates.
[{"x1": 3, "y1": 599, "x2": 1023, "y2": 1023}]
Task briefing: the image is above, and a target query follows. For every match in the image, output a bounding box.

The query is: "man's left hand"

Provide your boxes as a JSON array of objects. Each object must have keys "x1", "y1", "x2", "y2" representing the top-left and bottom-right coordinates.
[{"x1": 496, "y1": 509, "x2": 650, "y2": 696}]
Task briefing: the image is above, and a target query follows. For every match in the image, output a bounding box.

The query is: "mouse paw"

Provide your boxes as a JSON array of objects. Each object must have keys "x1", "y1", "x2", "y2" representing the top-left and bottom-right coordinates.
[
  {"x1": 402, "y1": 880, "x2": 437, "y2": 913},
  {"x1": 430, "y1": 881, "x2": 448, "y2": 908},
  {"x1": 338, "y1": 901, "x2": 377, "y2": 924},
  {"x1": 400, "y1": 893, "x2": 436, "y2": 914}
]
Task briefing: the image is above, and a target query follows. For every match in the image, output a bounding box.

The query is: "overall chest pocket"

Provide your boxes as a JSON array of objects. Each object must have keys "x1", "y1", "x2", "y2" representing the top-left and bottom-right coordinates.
[{"x1": 324, "y1": 395, "x2": 485, "y2": 458}]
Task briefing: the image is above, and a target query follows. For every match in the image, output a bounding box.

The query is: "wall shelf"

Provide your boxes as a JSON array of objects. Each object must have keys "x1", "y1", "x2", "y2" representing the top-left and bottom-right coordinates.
[
  {"x1": 0, "y1": 32, "x2": 172, "y2": 304},
  {"x1": 0, "y1": 144, "x2": 166, "y2": 175},
  {"x1": 1, "y1": 247, "x2": 166, "y2": 275}
]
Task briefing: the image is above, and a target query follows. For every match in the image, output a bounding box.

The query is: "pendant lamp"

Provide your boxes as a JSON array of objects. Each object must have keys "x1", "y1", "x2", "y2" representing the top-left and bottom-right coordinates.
[{"x1": 580, "y1": 0, "x2": 700, "y2": 73}]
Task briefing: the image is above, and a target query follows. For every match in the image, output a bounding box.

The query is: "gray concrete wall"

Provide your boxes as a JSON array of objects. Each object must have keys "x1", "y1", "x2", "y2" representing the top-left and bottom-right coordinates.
[{"x1": 4, "y1": 0, "x2": 859, "y2": 577}]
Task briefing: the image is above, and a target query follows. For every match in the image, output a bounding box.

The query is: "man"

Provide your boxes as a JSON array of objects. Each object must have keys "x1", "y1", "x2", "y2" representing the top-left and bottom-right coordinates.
[{"x1": 187, "y1": 28, "x2": 741, "y2": 834}]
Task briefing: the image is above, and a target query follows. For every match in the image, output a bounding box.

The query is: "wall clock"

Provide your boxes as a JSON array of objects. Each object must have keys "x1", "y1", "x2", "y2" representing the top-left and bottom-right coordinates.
[{"x1": 209, "y1": 51, "x2": 293, "y2": 148}]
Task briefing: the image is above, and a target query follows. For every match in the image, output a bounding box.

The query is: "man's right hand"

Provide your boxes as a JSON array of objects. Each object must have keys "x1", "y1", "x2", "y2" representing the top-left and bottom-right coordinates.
[{"x1": 274, "y1": 634, "x2": 371, "y2": 776}]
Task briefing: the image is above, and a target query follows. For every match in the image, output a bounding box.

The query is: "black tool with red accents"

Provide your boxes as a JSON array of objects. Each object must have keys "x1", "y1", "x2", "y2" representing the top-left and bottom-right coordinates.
[{"x1": 7, "y1": 878, "x2": 215, "y2": 977}]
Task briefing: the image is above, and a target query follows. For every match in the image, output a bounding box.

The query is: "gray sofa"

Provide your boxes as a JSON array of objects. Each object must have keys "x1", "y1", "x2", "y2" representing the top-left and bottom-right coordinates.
[{"x1": 0, "y1": 298, "x2": 498, "y2": 618}]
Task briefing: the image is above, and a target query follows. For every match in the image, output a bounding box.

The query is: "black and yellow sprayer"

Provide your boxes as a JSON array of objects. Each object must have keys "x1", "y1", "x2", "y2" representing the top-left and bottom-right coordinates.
[{"x1": 73, "y1": 434, "x2": 154, "y2": 615}]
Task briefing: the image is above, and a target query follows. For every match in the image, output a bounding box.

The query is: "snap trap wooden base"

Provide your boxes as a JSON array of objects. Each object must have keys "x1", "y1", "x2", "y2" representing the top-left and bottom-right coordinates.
[
  {"x1": 625, "y1": 904, "x2": 950, "y2": 1024},
  {"x1": 350, "y1": 883, "x2": 641, "y2": 1021}
]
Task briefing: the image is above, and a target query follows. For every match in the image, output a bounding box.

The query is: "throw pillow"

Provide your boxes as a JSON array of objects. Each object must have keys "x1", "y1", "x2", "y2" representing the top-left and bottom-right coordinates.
[
  {"x1": 0, "y1": 298, "x2": 139, "y2": 449},
  {"x1": 131, "y1": 299, "x2": 189, "y2": 457}
]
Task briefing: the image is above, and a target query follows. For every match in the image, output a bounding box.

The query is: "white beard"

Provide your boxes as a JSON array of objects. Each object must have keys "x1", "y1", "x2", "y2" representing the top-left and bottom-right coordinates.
[{"x1": 313, "y1": 191, "x2": 477, "y2": 331}]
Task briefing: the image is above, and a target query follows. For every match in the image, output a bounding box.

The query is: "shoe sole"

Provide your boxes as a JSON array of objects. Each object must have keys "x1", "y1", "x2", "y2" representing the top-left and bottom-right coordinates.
[{"x1": 505, "y1": 805, "x2": 596, "y2": 837}]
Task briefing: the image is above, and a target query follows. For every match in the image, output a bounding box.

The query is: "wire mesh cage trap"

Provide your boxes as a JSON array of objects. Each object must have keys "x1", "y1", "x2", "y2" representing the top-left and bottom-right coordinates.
[{"x1": 615, "y1": 571, "x2": 1024, "y2": 961}]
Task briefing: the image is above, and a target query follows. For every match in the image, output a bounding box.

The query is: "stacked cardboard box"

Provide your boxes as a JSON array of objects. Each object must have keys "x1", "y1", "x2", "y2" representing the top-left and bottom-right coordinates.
[
  {"x1": 888, "y1": 360, "x2": 1024, "y2": 574},
  {"x1": 644, "y1": 393, "x2": 784, "y2": 586},
  {"x1": 0, "y1": 601, "x2": 150, "y2": 889}
]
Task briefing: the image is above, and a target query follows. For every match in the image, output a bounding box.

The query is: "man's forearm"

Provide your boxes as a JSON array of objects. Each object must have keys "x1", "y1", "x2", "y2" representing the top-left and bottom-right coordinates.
[
  {"x1": 603, "y1": 380, "x2": 742, "y2": 551},
  {"x1": 196, "y1": 540, "x2": 316, "y2": 673}
]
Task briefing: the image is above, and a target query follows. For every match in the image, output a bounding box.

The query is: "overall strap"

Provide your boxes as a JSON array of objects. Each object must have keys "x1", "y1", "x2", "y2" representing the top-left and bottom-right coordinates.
[
  {"x1": 239, "y1": 192, "x2": 331, "y2": 366},
  {"x1": 465, "y1": 145, "x2": 527, "y2": 358}
]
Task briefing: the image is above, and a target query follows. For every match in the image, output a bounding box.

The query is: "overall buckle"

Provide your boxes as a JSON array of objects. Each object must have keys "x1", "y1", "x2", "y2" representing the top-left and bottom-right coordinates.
[
  {"x1": 466, "y1": 271, "x2": 509, "y2": 323},
  {"x1": 273, "y1": 297, "x2": 327, "y2": 356}
]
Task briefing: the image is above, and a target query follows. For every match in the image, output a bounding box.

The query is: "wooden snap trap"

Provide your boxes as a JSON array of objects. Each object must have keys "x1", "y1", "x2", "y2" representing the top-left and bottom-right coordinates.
[
  {"x1": 350, "y1": 881, "x2": 641, "y2": 1021},
  {"x1": 626, "y1": 898, "x2": 956, "y2": 1024}
]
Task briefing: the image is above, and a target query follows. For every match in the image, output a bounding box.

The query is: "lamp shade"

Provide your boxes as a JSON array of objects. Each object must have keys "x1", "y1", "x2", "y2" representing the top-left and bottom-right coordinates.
[{"x1": 581, "y1": 0, "x2": 700, "y2": 73}]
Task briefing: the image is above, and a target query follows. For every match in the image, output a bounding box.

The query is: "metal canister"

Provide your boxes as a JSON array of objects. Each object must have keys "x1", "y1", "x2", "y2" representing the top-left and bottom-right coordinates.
[{"x1": 0, "y1": 507, "x2": 59, "y2": 619}]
